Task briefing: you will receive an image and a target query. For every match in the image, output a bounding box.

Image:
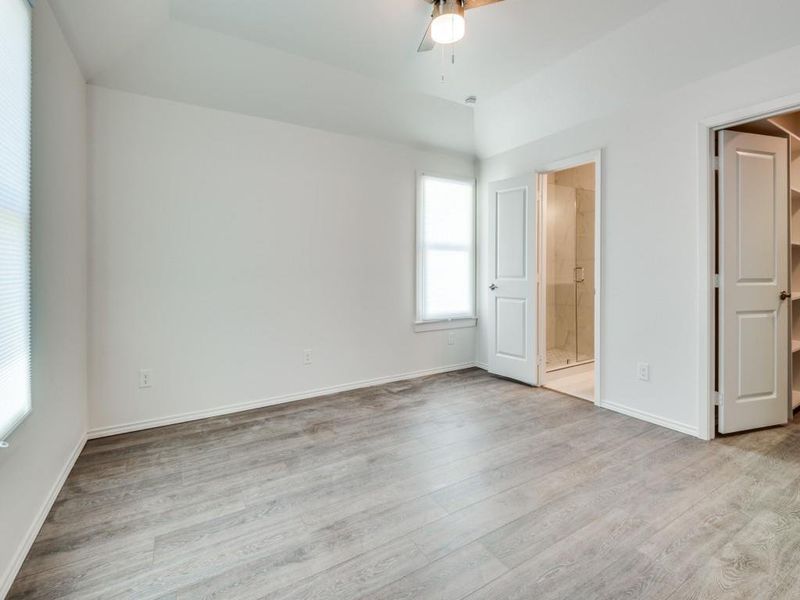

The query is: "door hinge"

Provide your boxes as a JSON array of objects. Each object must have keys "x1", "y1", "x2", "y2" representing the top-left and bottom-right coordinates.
[
  {"x1": 537, "y1": 355, "x2": 543, "y2": 366},
  {"x1": 713, "y1": 391, "x2": 723, "y2": 406},
  {"x1": 713, "y1": 274, "x2": 720, "y2": 288},
  {"x1": 713, "y1": 156, "x2": 720, "y2": 171}
]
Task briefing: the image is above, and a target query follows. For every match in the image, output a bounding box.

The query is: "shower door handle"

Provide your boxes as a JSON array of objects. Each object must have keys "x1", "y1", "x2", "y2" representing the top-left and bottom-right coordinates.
[{"x1": 574, "y1": 267, "x2": 585, "y2": 283}]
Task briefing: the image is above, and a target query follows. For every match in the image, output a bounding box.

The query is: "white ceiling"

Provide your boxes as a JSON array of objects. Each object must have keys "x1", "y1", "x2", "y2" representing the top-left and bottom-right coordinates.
[
  {"x1": 50, "y1": 0, "x2": 671, "y2": 104},
  {"x1": 49, "y1": 0, "x2": 800, "y2": 156},
  {"x1": 46, "y1": 0, "x2": 672, "y2": 155},
  {"x1": 167, "y1": 0, "x2": 670, "y2": 104}
]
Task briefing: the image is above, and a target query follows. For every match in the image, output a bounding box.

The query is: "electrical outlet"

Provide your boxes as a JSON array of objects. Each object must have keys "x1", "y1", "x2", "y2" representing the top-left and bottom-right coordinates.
[
  {"x1": 637, "y1": 362, "x2": 650, "y2": 382},
  {"x1": 448, "y1": 332, "x2": 456, "y2": 346},
  {"x1": 303, "y1": 349, "x2": 313, "y2": 365},
  {"x1": 139, "y1": 369, "x2": 153, "y2": 389}
]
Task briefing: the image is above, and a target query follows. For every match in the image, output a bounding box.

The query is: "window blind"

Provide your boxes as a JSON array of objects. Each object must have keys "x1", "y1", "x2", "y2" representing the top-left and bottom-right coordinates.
[
  {"x1": 0, "y1": 0, "x2": 32, "y2": 443},
  {"x1": 417, "y1": 175, "x2": 476, "y2": 322}
]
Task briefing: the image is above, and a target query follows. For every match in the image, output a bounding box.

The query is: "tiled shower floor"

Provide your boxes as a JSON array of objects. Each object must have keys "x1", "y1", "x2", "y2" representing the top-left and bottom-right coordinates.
[{"x1": 546, "y1": 346, "x2": 592, "y2": 370}]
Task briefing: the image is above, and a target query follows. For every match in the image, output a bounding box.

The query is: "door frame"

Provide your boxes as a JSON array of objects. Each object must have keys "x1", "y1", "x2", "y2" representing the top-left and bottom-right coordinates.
[
  {"x1": 536, "y1": 150, "x2": 603, "y2": 406},
  {"x1": 700, "y1": 93, "x2": 800, "y2": 440}
]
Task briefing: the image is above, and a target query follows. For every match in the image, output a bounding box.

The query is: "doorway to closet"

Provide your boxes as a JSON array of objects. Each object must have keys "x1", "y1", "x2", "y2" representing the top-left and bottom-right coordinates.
[
  {"x1": 712, "y1": 108, "x2": 800, "y2": 434},
  {"x1": 540, "y1": 161, "x2": 597, "y2": 402}
]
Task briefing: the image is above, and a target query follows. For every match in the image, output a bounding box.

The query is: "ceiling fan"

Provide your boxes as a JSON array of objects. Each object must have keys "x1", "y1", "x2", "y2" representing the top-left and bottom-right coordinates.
[{"x1": 418, "y1": 0, "x2": 504, "y2": 52}]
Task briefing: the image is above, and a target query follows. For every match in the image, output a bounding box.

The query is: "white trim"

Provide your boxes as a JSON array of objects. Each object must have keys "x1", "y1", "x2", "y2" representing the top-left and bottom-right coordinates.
[
  {"x1": 415, "y1": 171, "x2": 477, "y2": 325},
  {"x1": 0, "y1": 406, "x2": 32, "y2": 448},
  {"x1": 414, "y1": 317, "x2": 477, "y2": 332},
  {"x1": 88, "y1": 362, "x2": 478, "y2": 439},
  {"x1": 535, "y1": 149, "x2": 603, "y2": 409},
  {"x1": 0, "y1": 433, "x2": 86, "y2": 599},
  {"x1": 474, "y1": 361, "x2": 489, "y2": 370},
  {"x1": 546, "y1": 360, "x2": 594, "y2": 380},
  {"x1": 698, "y1": 123, "x2": 715, "y2": 441},
  {"x1": 598, "y1": 400, "x2": 698, "y2": 438},
  {"x1": 698, "y1": 91, "x2": 800, "y2": 442}
]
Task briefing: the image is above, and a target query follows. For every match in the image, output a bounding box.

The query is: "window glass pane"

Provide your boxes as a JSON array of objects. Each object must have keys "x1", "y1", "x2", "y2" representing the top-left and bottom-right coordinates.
[
  {"x1": 0, "y1": 0, "x2": 32, "y2": 441},
  {"x1": 423, "y1": 249, "x2": 472, "y2": 320},
  {"x1": 423, "y1": 177, "x2": 473, "y2": 247}
]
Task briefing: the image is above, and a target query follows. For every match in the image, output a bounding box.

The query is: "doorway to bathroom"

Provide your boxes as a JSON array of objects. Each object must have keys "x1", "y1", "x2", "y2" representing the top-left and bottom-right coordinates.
[{"x1": 538, "y1": 156, "x2": 599, "y2": 402}]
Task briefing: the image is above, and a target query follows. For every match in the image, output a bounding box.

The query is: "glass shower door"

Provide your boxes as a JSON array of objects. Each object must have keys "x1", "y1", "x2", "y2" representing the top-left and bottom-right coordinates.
[
  {"x1": 575, "y1": 187, "x2": 595, "y2": 364},
  {"x1": 546, "y1": 170, "x2": 595, "y2": 371}
]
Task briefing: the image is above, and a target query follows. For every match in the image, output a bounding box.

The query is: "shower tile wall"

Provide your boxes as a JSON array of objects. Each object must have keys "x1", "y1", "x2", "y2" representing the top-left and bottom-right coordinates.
[{"x1": 546, "y1": 164, "x2": 595, "y2": 370}]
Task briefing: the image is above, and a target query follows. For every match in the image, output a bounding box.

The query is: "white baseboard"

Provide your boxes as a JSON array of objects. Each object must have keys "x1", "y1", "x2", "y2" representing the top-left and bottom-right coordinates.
[
  {"x1": 598, "y1": 399, "x2": 699, "y2": 438},
  {"x1": 0, "y1": 433, "x2": 87, "y2": 599},
  {"x1": 88, "y1": 362, "x2": 479, "y2": 439},
  {"x1": 477, "y1": 362, "x2": 698, "y2": 438}
]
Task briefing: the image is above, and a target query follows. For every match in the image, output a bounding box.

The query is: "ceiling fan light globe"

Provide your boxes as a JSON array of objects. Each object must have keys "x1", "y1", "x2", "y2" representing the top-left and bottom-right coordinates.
[{"x1": 431, "y1": 13, "x2": 465, "y2": 44}]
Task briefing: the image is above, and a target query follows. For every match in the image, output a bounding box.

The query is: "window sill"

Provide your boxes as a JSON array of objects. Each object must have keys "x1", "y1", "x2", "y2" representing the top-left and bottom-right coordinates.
[{"x1": 414, "y1": 318, "x2": 477, "y2": 333}]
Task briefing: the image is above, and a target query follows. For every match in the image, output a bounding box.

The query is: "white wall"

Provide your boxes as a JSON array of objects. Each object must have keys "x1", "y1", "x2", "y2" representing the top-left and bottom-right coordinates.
[
  {"x1": 88, "y1": 86, "x2": 476, "y2": 435},
  {"x1": 474, "y1": 0, "x2": 800, "y2": 158},
  {"x1": 477, "y1": 41, "x2": 800, "y2": 438},
  {"x1": 0, "y1": 1, "x2": 88, "y2": 596}
]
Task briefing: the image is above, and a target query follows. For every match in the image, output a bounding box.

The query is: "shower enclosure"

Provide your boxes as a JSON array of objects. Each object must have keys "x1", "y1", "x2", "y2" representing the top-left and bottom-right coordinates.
[{"x1": 545, "y1": 164, "x2": 595, "y2": 371}]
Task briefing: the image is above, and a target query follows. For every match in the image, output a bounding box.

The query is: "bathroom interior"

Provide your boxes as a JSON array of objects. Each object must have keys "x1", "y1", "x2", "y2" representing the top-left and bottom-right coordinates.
[{"x1": 543, "y1": 162, "x2": 596, "y2": 401}]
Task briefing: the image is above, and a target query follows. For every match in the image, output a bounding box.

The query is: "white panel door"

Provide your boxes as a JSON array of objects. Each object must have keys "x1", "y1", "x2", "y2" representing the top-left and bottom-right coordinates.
[
  {"x1": 718, "y1": 130, "x2": 789, "y2": 434},
  {"x1": 488, "y1": 175, "x2": 538, "y2": 384}
]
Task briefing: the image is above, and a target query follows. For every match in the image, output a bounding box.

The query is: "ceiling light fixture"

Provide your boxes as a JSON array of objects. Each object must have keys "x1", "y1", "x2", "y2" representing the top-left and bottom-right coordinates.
[
  {"x1": 418, "y1": 1, "x2": 504, "y2": 54},
  {"x1": 430, "y1": 0, "x2": 465, "y2": 45}
]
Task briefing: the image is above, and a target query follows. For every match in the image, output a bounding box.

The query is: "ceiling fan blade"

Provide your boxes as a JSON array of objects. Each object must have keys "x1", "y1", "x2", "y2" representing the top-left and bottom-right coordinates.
[
  {"x1": 464, "y1": 0, "x2": 504, "y2": 9},
  {"x1": 417, "y1": 20, "x2": 436, "y2": 52}
]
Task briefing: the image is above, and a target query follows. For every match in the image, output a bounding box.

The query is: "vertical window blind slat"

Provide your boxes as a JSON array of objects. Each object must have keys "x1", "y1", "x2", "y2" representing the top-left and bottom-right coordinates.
[{"x1": 0, "y1": 0, "x2": 32, "y2": 442}]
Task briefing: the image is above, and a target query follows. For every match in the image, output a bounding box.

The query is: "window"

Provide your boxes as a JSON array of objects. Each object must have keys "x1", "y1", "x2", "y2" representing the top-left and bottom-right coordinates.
[
  {"x1": 0, "y1": 0, "x2": 32, "y2": 444},
  {"x1": 416, "y1": 173, "x2": 476, "y2": 329}
]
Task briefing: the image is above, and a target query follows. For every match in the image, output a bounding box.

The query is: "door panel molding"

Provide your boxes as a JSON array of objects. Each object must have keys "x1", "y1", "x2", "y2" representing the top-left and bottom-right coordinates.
[
  {"x1": 718, "y1": 130, "x2": 789, "y2": 434},
  {"x1": 487, "y1": 176, "x2": 538, "y2": 384}
]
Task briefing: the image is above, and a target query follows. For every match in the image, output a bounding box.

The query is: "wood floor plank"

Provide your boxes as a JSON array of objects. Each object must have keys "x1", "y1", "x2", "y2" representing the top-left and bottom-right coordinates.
[
  {"x1": 169, "y1": 497, "x2": 446, "y2": 600},
  {"x1": 9, "y1": 370, "x2": 800, "y2": 600},
  {"x1": 416, "y1": 425, "x2": 699, "y2": 565},
  {"x1": 664, "y1": 509, "x2": 800, "y2": 600},
  {"x1": 364, "y1": 541, "x2": 507, "y2": 600},
  {"x1": 260, "y1": 538, "x2": 428, "y2": 600}
]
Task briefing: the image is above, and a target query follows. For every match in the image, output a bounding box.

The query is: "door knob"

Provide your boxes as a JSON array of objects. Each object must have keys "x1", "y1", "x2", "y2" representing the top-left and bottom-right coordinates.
[
  {"x1": 780, "y1": 290, "x2": 791, "y2": 301},
  {"x1": 489, "y1": 284, "x2": 497, "y2": 291}
]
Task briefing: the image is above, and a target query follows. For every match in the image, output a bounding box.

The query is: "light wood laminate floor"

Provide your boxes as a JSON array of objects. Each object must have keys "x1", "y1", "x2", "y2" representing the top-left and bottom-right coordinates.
[
  {"x1": 545, "y1": 365, "x2": 595, "y2": 402},
  {"x1": 9, "y1": 368, "x2": 800, "y2": 599}
]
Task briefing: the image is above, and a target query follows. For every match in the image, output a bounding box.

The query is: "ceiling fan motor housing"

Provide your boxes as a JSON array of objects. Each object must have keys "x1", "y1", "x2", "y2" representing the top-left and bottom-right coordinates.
[
  {"x1": 438, "y1": 0, "x2": 465, "y2": 17},
  {"x1": 419, "y1": 0, "x2": 503, "y2": 52}
]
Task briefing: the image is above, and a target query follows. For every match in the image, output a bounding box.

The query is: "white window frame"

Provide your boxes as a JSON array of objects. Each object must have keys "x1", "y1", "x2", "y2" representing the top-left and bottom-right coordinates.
[{"x1": 415, "y1": 171, "x2": 477, "y2": 333}]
